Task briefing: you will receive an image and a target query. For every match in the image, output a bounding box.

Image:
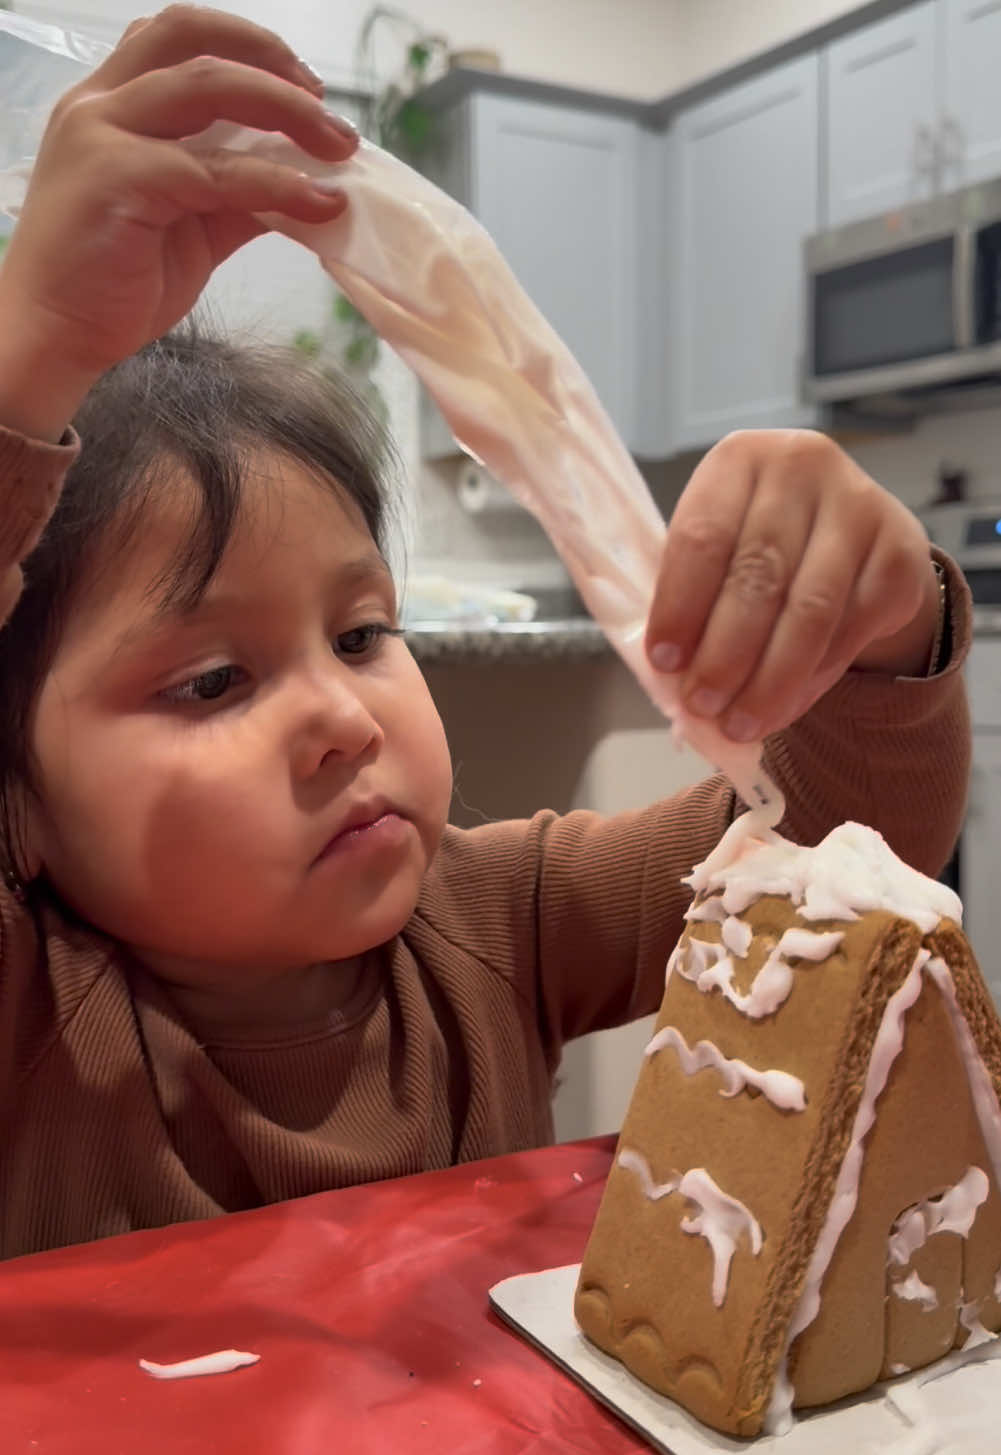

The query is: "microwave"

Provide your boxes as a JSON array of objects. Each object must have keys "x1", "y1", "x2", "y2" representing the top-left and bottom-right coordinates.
[{"x1": 805, "y1": 177, "x2": 1001, "y2": 407}]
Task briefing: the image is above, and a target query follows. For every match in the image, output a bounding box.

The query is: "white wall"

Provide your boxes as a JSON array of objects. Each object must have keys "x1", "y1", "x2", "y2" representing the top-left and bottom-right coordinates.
[
  {"x1": 13, "y1": 0, "x2": 882, "y2": 95},
  {"x1": 665, "y1": 0, "x2": 867, "y2": 90},
  {"x1": 15, "y1": 0, "x2": 682, "y2": 95}
]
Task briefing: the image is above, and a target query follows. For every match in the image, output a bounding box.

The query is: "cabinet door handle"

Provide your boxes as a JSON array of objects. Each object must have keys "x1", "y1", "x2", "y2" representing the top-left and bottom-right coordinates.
[
  {"x1": 914, "y1": 122, "x2": 940, "y2": 190},
  {"x1": 940, "y1": 114, "x2": 966, "y2": 182}
]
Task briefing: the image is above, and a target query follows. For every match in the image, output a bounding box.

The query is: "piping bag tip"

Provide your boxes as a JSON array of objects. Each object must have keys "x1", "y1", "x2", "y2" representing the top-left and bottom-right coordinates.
[{"x1": 617, "y1": 630, "x2": 786, "y2": 831}]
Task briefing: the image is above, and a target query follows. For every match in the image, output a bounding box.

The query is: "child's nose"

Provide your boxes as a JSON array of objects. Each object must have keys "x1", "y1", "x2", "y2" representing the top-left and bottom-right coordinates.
[{"x1": 289, "y1": 664, "x2": 383, "y2": 778}]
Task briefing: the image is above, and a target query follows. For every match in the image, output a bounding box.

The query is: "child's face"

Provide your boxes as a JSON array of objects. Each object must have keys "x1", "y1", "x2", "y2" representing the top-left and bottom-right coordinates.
[{"x1": 24, "y1": 454, "x2": 453, "y2": 993}]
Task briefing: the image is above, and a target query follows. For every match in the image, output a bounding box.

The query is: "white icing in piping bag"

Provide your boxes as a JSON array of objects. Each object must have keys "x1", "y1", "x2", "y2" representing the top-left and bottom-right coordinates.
[{"x1": 138, "y1": 1349, "x2": 260, "y2": 1380}]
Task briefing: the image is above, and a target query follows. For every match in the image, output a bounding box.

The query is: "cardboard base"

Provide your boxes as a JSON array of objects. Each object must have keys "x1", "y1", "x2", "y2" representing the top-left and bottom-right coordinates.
[{"x1": 489, "y1": 1264, "x2": 1001, "y2": 1454}]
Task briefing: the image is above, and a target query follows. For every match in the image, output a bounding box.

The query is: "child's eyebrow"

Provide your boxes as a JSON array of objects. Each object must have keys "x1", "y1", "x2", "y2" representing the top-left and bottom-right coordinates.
[{"x1": 108, "y1": 552, "x2": 395, "y2": 660}]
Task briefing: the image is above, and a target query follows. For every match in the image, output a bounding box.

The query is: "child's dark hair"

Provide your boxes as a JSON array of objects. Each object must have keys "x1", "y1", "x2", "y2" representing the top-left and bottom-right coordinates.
[{"x1": 0, "y1": 322, "x2": 399, "y2": 885}]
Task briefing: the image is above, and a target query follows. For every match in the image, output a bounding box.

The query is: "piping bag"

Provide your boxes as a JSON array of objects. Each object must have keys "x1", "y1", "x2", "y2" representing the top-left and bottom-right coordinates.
[{"x1": 0, "y1": 13, "x2": 782, "y2": 825}]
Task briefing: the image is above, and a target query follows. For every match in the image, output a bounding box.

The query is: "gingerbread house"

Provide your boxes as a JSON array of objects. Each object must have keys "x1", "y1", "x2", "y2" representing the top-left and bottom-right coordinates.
[{"x1": 574, "y1": 819, "x2": 1001, "y2": 1437}]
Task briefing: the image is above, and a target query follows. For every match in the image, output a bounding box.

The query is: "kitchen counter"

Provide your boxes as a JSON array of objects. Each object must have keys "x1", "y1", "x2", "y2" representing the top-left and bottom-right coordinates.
[{"x1": 405, "y1": 618, "x2": 610, "y2": 663}]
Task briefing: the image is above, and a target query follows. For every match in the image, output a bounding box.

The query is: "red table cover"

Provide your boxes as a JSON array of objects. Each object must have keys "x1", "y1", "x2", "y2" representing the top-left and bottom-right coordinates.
[{"x1": 1, "y1": 1135, "x2": 648, "y2": 1453}]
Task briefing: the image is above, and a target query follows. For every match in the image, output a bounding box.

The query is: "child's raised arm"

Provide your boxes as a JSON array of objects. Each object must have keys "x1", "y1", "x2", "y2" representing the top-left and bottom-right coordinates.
[{"x1": 0, "y1": 4, "x2": 356, "y2": 442}]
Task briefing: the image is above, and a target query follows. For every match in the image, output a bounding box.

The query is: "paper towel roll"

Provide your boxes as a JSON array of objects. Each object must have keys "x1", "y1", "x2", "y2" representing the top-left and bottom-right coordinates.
[{"x1": 456, "y1": 460, "x2": 524, "y2": 517}]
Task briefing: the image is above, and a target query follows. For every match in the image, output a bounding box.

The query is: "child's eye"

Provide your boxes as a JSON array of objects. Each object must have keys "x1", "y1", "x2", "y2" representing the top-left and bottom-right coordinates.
[
  {"x1": 335, "y1": 623, "x2": 403, "y2": 658},
  {"x1": 160, "y1": 665, "x2": 247, "y2": 705}
]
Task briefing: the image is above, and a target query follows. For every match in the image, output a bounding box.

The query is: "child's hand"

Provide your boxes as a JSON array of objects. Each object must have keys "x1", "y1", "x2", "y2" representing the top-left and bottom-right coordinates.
[
  {"x1": 0, "y1": 5, "x2": 357, "y2": 439},
  {"x1": 645, "y1": 430, "x2": 941, "y2": 743}
]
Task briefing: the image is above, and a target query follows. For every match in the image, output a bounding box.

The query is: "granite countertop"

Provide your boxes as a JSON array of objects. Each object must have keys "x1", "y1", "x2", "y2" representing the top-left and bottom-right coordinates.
[{"x1": 404, "y1": 617, "x2": 609, "y2": 663}]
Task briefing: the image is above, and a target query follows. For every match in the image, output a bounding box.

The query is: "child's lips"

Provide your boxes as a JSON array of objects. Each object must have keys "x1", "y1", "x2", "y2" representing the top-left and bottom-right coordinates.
[{"x1": 314, "y1": 808, "x2": 408, "y2": 863}]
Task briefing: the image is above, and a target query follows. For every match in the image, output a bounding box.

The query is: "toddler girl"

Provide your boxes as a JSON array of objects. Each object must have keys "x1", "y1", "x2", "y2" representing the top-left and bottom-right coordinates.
[{"x1": 0, "y1": 6, "x2": 969, "y2": 1260}]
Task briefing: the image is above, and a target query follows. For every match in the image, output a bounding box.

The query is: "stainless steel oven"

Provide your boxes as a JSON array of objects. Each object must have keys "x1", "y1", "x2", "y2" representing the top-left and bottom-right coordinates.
[{"x1": 806, "y1": 177, "x2": 1001, "y2": 407}]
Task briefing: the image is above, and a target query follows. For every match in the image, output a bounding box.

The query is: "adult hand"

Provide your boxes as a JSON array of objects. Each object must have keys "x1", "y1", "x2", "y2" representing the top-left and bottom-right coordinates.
[{"x1": 645, "y1": 430, "x2": 940, "y2": 744}]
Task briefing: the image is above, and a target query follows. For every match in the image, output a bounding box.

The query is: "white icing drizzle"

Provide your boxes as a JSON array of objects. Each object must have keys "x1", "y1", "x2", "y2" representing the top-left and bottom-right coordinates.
[
  {"x1": 888, "y1": 1361, "x2": 911, "y2": 1377},
  {"x1": 678, "y1": 927, "x2": 843, "y2": 1020},
  {"x1": 686, "y1": 818, "x2": 962, "y2": 932},
  {"x1": 684, "y1": 894, "x2": 727, "y2": 925},
  {"x1": 763, "y1": 949, "x2": 928, "y2": 1435},
  {"x1": 644, "y1": 1024, "x2": 806, "y2": 1112},
  {"x1": 779, "y1": 927, "x2": 846, "y2": 961},
  {"x1": 138, "y1": 1350, "x2": 260, "y2": 1380},
  {"x1": 887, "y1": 1167, "x2": 989, "y2": 1268},
  {"x1": 617, "y1": 1148, "x2": 763, "y2": 1308},
  {"x1": 663, "y1": 941, "x2": 682, "y2": 990},
  {"x1": 721, "y1": 914, "x2": 753, "y2": 958},
  {"x1": 891, "y1": 1271, "x2": 939, "y2": 1311},
  {"x1": 925, "y1": 958, "x2": 1001, "y2": 1196},
  {"x1": 958, "y1": 1298, "x2": 993, "y2": 1342},
  {"x1": 685, "y1": 937, "x2": 727, "y2": 978}
]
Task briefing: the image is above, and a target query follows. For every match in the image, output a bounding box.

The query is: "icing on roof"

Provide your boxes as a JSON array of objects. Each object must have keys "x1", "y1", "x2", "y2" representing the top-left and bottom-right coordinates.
[{"x1": 687, "y1": 818, "x2": 962, "y2": 934}]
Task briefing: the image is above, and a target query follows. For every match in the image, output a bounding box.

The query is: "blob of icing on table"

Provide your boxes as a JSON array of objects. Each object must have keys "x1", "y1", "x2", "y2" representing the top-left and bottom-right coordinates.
[{"x1": 138, "y1": 1349, "x2": 260, "y2": 1379}]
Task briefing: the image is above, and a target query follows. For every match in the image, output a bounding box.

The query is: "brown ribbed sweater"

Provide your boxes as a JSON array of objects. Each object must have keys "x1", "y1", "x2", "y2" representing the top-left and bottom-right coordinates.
[{"x1": 0, "y1": 425, "x2": 973, "y2": 1261}]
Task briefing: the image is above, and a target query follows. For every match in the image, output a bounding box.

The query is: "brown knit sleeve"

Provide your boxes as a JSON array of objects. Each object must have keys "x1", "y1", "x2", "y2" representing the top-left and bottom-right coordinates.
[
  {"x1": 0, "y1": 423, "x2": 80, "y2": 627},
  {"x1": 763, "y1": 546, "x2": 971, "y2": 878}
]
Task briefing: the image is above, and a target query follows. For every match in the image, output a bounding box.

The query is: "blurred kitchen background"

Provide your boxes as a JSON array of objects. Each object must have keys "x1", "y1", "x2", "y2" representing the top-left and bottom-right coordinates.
[{"x1": 6, "y1": 0, "x2": 1001, "y2": 1135}]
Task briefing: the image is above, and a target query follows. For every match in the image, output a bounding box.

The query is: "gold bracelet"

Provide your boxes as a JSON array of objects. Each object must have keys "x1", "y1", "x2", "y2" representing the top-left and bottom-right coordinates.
[{"x1": 926, "y1": 559, "x2": 949, "y2": 677}]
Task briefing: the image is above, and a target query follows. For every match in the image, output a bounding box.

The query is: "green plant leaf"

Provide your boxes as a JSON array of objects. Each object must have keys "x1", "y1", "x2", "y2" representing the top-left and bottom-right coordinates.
[
  {"x1": 333, "y1": 293, "x2": 364, "y2": 325},
  {"x1": 407, "y1": 41, "x2": 430, "y2": 73},
  {"x1": 345, "y1": 332, "x2": 380, "y2": 371},
  {"x1": 393, "y1": 99, "x2": 432, "y2": 152},
  {"x1": 292, "y1": 329, "x2": 322, "y2": 358}
]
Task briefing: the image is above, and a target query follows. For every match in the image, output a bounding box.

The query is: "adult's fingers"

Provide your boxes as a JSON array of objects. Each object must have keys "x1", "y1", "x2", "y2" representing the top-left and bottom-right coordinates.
[
  {"x1": 712, "y1": 492, "x2": 868, "y2": 739},
  {"x1": 101, "y1": 58, "x2": 355, "y2": 161},
  {"x1": 92, "y1": 5, "x2": 323, "y2": 98},
  {"x1": 813, "y1": 529, "x2": 928, "y2": 681},
  {"x1": 675, "y1": 453, "x2": 820, "y2": 725},
  {"x1": 150, "y1": 144, "x2": 348, "y2": 224},
  {"x1": 644, "y1": 432, "x2": 759, "y2": 673}
]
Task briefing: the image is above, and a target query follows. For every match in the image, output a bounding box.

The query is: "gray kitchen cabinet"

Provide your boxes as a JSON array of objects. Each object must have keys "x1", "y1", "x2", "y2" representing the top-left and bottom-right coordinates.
[
  {"x1": 824, "y1": 2, "x2": 938, "y2": 227},
  {"x1": 825, "y1": 0, "x2": 1001, "y2": 227},
  {"x1": 941, "y1": 0, "x2": 1001, "y2": 191},
  {"x1": 421, "y1": 91, "x2": 641, "y2": 453},
  {"x1": 671, "y1": 53, "x2": 821, "y2": 452}
]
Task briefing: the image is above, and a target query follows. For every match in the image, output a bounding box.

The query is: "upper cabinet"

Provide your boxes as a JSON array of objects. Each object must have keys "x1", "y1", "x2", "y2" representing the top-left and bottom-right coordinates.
[
  {"x1": 422, "y1": 91, "x2": 641, "y2": 450},
  {"x1": 670, "y1": 54, "x2": 822, "y2": 452},
  {"x1": 825, "y1": 0, "x2": 1001, "y2": 227},
  {"x1": 825, "y1": 2, "x2": 938, "y2": 226},
  {"x1": 941, "y1": 0, "x2": 1001, "y2": 190}
]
